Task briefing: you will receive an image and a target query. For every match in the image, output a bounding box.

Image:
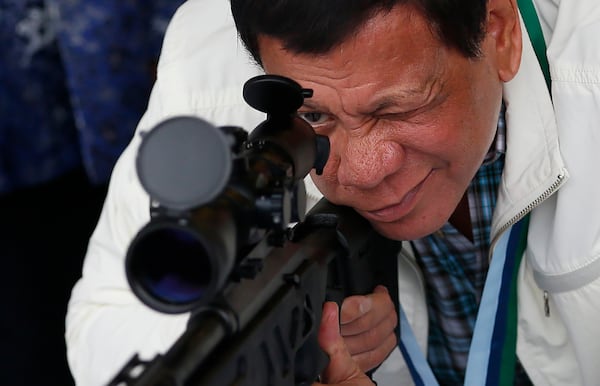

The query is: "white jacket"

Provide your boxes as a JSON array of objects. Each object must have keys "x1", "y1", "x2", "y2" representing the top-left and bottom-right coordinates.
[
  {"x1": 374, "y1": 2, "x2": 600, "y2": 385},
  {"x1": 65, "y1": 0, "x2": 600, "y2": 385}
]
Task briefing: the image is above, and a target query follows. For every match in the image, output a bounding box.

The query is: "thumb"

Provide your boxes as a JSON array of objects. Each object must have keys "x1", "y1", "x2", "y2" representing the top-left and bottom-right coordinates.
[{"x1": 317, "y1": 302, "x2": 369, "y2": 385}]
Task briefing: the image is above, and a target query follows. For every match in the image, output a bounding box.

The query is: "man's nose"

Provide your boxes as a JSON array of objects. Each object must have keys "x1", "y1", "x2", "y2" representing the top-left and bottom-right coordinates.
[{"x1": 335, "y1": 134, "x2": 404, "y2": 189}]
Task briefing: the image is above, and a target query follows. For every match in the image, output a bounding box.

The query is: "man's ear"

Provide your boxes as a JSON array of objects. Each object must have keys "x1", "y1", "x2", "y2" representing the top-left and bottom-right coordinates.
[{"x1": 485, "y1": 0, "x2": 523, "y2": 82}]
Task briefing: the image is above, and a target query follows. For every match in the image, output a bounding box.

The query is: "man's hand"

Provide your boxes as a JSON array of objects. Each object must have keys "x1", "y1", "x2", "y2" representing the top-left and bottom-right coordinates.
[
  {"x1": 313, "y1": 302, "x2": 374, "y2": 386},
  {"x1": 340, "y1": 285, "x2": 398, "y2": 372}
]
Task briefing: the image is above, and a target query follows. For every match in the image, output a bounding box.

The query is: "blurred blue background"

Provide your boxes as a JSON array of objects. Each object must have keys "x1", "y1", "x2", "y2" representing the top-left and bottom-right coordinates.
[{"x1": 0, "y1": 1, "x2": 184, "y2": 384}]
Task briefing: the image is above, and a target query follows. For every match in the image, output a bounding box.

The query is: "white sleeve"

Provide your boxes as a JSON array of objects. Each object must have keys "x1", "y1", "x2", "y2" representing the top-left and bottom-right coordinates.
[{"x1": 65, "y1": 1, "x2": 266, "y2": 385}]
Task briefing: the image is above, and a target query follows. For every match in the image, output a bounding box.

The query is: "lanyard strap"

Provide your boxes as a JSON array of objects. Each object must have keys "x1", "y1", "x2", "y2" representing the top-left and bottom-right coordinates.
[
  {"x1": 398, "y1": 216, "x2": 530, "y2": 386},
  {"x1": 467, "y1": 214, "x2": 530, "y2": 386},
  {"x1": 517, "y1": 0, "x2": 551, "y2": 92}
]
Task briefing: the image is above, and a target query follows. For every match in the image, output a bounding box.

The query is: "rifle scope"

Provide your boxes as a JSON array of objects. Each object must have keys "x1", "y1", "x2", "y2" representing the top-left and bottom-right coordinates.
[{"x1": 125, "y1": 75, "x2": 329, "y2": 314}]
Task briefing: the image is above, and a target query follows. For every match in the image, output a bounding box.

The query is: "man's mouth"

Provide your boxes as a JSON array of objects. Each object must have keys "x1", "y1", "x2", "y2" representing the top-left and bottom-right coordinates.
[{"x1": 359, "y1": 170, "x2": 433, "y2": 223}]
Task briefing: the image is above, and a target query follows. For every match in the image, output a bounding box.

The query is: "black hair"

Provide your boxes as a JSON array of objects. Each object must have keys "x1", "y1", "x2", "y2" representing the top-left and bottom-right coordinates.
[{"x1": 230, "y1": 0, "x2": 487, "y2": 65}]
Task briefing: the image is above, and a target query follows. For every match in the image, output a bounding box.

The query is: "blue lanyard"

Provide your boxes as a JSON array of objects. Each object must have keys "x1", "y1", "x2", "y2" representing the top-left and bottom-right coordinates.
[{"x1": 398, "y1": 216, "x2": 530, "y2": 385}]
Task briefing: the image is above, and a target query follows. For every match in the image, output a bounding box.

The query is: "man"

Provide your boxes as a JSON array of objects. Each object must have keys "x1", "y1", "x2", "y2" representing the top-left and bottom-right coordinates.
[
  {"x1": 66, "y1": 1, "x2": 600, "y2": 386},
  {"x1": 229, "y1": 0, "x2": 600, "y2": 385}
]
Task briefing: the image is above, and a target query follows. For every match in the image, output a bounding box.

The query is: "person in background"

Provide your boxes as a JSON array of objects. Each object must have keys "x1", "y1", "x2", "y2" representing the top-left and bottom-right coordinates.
[{"x1": 1, "y1": 1, "x2": 182, "y2": 384}]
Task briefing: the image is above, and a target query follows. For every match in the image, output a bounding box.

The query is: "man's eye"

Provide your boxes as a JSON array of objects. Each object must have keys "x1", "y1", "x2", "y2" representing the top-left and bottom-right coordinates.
[{"x1": 298, "y1": 112, "x2": 329, "y2": 125}]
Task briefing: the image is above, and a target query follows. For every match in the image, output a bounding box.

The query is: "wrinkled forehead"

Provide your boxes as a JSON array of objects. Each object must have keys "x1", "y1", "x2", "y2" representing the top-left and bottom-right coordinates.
[{"x1": 256, "y1": 9, "x2": 451, "y2": 121}]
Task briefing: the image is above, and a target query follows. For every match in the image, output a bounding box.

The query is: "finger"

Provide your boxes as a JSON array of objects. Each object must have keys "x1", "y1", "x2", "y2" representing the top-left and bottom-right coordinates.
[
  {"x1": 343, "y1": 311, "x2": 398, "y2": 355},
  {"x1": 340, "y1": 285, "x2": 391, "y2": 324},
  {"x1": 318, "y1": 302, "x2": 366, "y2": 384},
  {"x1": 373, "y1": 284, "x2": 390, "y2": 295},
  {"x1": 340, "y1": 286, "x2": 395, "y2": 336},
  {"x1": 340, "y1": 294, "x2": 373, "y2": 325},
  {"x1": 340, "y1": 285, "x2": 389, "y2": 325},
  {"x1": 348, "y1": 330, "x2": 398, "y2": 372}
]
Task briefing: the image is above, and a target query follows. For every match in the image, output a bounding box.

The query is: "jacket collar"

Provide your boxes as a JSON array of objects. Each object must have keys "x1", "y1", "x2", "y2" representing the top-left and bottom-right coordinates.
[{"x1": 491, "y1": 19, "x2": 568, "y2": 242}]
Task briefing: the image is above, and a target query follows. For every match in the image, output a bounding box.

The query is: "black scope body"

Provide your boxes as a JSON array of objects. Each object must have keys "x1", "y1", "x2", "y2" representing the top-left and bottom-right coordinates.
[{"x1": 125, "y1": 75, "x2": 330, "y2": 314}]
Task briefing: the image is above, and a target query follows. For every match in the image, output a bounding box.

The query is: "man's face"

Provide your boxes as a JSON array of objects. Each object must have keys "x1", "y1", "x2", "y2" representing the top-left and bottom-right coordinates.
[{"x1": 258, "y1": 5, "x2": 512, "y2": 240}]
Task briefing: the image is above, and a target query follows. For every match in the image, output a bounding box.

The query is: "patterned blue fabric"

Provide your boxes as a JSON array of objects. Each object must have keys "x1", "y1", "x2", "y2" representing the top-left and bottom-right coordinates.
[{"x1": 0, "y1": 0, "x2": 183, "y2": 193}]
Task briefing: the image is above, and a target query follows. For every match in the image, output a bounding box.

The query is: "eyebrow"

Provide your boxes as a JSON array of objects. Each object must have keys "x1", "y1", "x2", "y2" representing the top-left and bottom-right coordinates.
[
  {"x1": 369, "y1": 77, "x2": 440, "y2": 113},
  {"x1": 300, "y1": 100, "x2": 321, "y2": 110},
  {"x1": 299, "y1": 76, "x2": 441, "y2": 114}
]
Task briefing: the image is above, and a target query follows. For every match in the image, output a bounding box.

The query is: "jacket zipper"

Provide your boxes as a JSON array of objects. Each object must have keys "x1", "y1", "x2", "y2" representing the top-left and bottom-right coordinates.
[
  {"x1": 496, "y1": 171, "x2": 567, "y2": 236},
  {"x1": 492, "y1": 170, "x2": 567, "y2": 318}
]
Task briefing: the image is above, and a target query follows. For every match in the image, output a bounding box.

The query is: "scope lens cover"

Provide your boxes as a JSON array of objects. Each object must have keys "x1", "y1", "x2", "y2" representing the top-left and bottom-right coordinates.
[{"x1": 136, "y1": 116, "x2": 232, "y2": 210}]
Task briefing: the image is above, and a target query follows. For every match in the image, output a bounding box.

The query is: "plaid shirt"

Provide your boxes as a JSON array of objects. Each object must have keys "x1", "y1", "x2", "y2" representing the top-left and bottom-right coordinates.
[{"x1": 411, "y1": 105, "x2": 532, "y2": 385}]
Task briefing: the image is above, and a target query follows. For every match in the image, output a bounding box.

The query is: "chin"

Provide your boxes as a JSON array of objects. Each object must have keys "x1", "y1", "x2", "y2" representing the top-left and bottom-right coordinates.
[{"x1": 371, "y1": 217, "x2": 446, "y2": 241}]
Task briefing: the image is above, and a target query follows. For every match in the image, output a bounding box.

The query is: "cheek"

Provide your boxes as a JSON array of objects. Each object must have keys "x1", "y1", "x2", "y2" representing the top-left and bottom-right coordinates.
[
  {"x1": 309, "y1": 159, "x2": 339, "y2": 195},
  {"x1": 422, "y1": 94, "x2": 500, "y2": 179}
]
